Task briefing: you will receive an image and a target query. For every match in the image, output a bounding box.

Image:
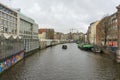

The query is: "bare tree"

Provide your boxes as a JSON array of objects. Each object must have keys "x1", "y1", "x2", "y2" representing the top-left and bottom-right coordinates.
[{"x1": 97, "y1": 15, "x2": 110, "y2": 46}]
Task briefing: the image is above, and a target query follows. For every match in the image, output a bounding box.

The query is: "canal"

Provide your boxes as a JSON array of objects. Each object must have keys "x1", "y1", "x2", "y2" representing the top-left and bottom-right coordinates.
[{"x1": 0, "y1": 43, "x2": 120, "y2": 80}]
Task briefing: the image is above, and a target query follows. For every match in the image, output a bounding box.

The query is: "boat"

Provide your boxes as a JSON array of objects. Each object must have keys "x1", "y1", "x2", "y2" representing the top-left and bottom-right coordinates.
[
  {"x1": 62, "y1": 45, "x2": 67, "y2": 49},
  {"x1": 78, "y1": 43, "x2": 93, "y2": 50},
  {"x1": 91, "y1": 46, "x2": 102, "y2": 53}
]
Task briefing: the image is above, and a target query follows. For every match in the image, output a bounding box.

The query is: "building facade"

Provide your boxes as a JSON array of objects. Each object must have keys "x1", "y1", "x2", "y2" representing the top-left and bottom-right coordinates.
[
  {"x1": 46, "y1": 29, "x2": 54, "y2": 39},
  {"x1": 17, "y1": 12, "x2": 39, "y2": 53},
  {"x1": 38, "y1": 28, "x2": 46, "y2": 39},
  {"x1": 95, "y1": 5, "x2": 120, "y2": 62},
  {"x1": 38, "y1": 28, "x2": 54, "y2": 39},
  {"x1": 87, "y1": 21, "x2": 99, "y2": 44},
  {"x1": 0, "y1": 3, "x2": 24, "y2": 73},
  {"x1": 96, "y1": 14, "x2": 117, "y2": 47},
  {"x1": 0, "y1": 3, "x2": 18, "y2": 34},
  {"x1": 54, "y1": 32, "x2": 64, "y2": 40}
]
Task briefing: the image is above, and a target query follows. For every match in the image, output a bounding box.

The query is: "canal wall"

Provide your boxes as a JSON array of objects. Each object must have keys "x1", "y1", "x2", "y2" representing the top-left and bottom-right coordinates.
[
  {"x1": 24, "y1": 39, "x2": 39, "y2": 53},
  {"x1": 0, "y1": 34, "x2": 25, "y2": 74},
  {"x1": 78, "y1": 43, "x2": 118, "y2": 62},
  {"x1": 101, "y1": 46, "x2": 117, "y2": 62},
  {"x1": 24, "y1": 39, "x2": 68, "y2": 57},
  {"x1": 0, "y1": 39, "x2": 70, "y2": 74},
  {"x1": 39, "y1": 39, "x2": 67, "y2": 49},
  {"x1": 0, "y1": 51, "x2": 24, "y2": 74}
]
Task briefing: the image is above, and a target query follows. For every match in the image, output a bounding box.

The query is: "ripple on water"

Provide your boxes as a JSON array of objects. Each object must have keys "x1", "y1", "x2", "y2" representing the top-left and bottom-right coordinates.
[{"x1": 0, "y1": 43, "x2": 120, "y2": 80}]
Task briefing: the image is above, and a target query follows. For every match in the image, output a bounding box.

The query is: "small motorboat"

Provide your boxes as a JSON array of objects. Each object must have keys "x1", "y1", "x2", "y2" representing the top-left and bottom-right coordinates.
[{"x1": 62, "y1": 45, "x2": 67, "y2": 49}]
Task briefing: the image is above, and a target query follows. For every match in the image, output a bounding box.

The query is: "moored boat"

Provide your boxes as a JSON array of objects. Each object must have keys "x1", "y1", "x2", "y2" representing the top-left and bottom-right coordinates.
[
  {"x1": 78, "y1": 43, "x2": 93, "y2": 50},
  {"x1": 91, "y1": 45, "x2": 102, "y2": 53}
]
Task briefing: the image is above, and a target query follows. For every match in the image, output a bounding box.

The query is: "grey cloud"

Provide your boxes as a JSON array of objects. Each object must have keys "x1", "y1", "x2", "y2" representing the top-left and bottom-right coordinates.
[{"x1": 0, "y1": 0, "x2": 120, "y2": 33}]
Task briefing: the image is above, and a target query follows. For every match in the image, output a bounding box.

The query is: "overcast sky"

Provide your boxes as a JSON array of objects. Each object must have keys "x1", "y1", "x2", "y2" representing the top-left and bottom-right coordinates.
[{"x1": 0, "y1": 0, "x2": 120, "y2": 33}]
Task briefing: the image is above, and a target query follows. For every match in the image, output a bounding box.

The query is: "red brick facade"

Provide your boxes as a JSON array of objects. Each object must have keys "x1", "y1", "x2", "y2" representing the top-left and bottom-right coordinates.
[
  {"x1": 38, "y1": 29, "x2": 46, "y2": 34},
  {"x1": 116, "y1": 5, "x2": 120, "y2": 49},
  {"x1": 96, "y1": 12, "x2": 118, "y2": 47}
]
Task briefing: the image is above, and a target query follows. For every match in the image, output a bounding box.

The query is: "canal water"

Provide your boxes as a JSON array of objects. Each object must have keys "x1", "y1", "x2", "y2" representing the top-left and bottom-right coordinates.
[{"x1": 0, "y1": 43, "x2": 120, "y2": 80}]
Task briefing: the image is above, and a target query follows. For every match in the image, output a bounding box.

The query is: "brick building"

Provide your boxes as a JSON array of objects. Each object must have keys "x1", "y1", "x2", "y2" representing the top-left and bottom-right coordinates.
[
  {"x1": 38, "y1": 28, "x2": 54, "y2": 39},
  {"x1": 96, "y1": 14, "x2": 117, "y2": 47}
]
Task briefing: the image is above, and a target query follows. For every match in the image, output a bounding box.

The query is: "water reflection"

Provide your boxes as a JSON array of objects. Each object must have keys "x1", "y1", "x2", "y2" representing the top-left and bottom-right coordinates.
[{"x1": 0, "y1": 43, "x2": 120, "y2": 80}]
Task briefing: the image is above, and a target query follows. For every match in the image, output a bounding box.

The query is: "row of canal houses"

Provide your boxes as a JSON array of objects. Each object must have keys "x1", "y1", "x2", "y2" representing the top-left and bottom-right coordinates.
[
  {"x1": 86, "y1": 5, "x2": 120, "y2": 62},
  {"x1": 0, "y1": 3, "x2": 39, "y2": 73}
]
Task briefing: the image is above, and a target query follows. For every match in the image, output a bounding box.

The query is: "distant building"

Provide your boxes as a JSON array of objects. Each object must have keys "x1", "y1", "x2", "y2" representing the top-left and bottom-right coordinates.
[
  {"x1": 72, "y1": 33, "x2": 80, "y2": 41},
  {"x1": 38, "y1": 28, "x2": 46, "y2": 39},
  {"x1": 79, "y1": 32, "x2": 85, "y2": 43},
  {"x1": 67, "y1": 32, "x2": 72, "y2": 40},
  {"x1": 84, "y1": 34, "x2": 88, "y2": 43},
  {"x1": 46, "y1": 29, "x2": 54, "y2": 39},
  {"x1": 60, "y1": 33, "x2": 69, "y2": 40},
  {"x1": 38, "y1": 28, "x2": 54, "y2": 39},
  {"x1": 65, "y1": 32, "x2": 84, "y2": 42},
  {"x1": 54, "y1": 32, "x2": 64, "y2": 40}
]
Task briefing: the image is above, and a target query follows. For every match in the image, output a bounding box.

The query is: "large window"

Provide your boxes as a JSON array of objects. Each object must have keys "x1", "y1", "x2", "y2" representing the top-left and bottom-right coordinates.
[{"x1": 0, "y1": 5, "x2": 17, "y2": 34}]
